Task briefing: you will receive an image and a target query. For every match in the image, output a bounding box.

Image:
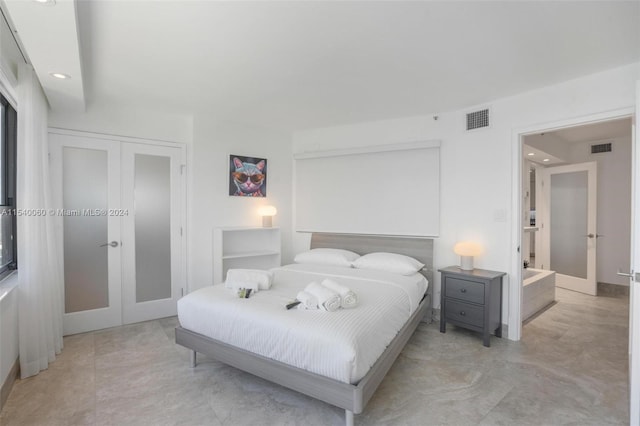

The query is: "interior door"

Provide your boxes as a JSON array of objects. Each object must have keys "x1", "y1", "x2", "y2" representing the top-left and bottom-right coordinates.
[
  {"x1": 50, "y1": 134, "x2": 123, "y2": 335},
  {"x1": 540, "y1": 161, "x2": 597, "y2": 295},
  {"x1": 121, "y1": 143, "x2": 183, "y2": 324}
]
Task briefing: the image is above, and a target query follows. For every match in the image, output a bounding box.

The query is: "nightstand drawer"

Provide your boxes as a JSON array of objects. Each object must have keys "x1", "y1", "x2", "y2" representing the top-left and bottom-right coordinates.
[
  {"x1": 445, "y1": 300, "x2": 484, "y2": 327},
  {"x1": 444, "y1": 277, "x2": 484, "y2": 304}
]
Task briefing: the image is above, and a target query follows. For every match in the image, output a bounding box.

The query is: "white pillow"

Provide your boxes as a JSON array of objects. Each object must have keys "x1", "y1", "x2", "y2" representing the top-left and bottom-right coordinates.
[
  {"x1": 294, "y1": 248, "x2": 360, "y2": 268},
  {"x1": 352, "y1": 252, "x2": 425, "y2": 276}
]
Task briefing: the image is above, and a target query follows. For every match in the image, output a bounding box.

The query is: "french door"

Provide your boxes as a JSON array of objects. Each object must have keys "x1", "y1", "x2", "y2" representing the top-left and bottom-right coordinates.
[
  {"x1": 49, "y1": 132, "x2": 185, "y2": 335},
  {"x1": 540, "y1": 161, "x2": 598, "y2": 296}
]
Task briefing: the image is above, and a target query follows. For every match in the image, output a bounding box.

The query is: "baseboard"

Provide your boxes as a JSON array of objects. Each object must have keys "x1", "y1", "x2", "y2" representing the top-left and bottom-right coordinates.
[
  {"x1": 597, "y1": 282, "x2": 629, "y2": 297},
  {"x1": 0, "y1": 357, "x2": 19, "y2": 412}
]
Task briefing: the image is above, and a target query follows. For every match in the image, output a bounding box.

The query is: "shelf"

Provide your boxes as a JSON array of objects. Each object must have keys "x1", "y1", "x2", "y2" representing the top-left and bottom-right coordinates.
[
  {"x1": 524, "y1": 227, "x2": 539, "y2": 232},
  {"x1": 214, "y1": 227, "x2": 282, "y2": 285},
  {"x1": 222, "y1": 250, "x2": 281, "y2": 260}
]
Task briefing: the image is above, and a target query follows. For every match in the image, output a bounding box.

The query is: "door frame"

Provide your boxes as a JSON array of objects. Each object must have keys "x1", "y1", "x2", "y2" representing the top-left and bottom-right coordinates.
[
  {"x1": 509, "y1": 107, "x2": 635, "y2": 342},
  {"x1": 539, "y1": 161, "x2": 598, "y2": 296},
  {"x1": 48, "y1": 127, "x2": 188, "y2": 331},
  {"x1": 630, "y1": 82, "x2": 639, "y2": 426}
]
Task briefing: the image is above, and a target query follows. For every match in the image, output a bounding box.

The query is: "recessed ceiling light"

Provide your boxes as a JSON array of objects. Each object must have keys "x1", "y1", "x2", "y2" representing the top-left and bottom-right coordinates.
[
  {"x1": 543, "y1": 159, "x2": 550, "y2": 162},
  {"x1": 527, "y1": 152, "x2": 535, "y2": 156},
  {"x1": 34, "y1": 0, "x2": 56, "y2": 5},
  {"x1": 50, "y1": 72, "x2": 70, "y2": 79}
]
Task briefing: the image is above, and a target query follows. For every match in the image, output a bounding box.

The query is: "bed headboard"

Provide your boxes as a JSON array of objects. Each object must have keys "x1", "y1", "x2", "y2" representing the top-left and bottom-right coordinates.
[{"x1": 310, "y1": 233, "x2": 434, "y2": 286}]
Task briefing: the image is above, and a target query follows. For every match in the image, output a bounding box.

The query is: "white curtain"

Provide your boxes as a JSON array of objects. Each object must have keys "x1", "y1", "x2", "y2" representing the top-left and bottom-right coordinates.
[{"x1": 17, "y1": 64, "x2": 64, "y2": 378}]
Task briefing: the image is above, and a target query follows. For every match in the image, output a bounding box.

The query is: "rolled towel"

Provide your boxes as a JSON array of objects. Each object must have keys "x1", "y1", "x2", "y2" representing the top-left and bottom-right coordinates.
[
  {"x1": 321, "y1": 279, "x2": 358, "y2": 308},
  {"x1": 296, "y1": 290, "x2": 318, "y2": 310},
  {"x1": 305, "y1": 281, "x2": 341, "y2": 312},
  {"x1": 225, "y1": 269, "x2": 273, "y2": 290}
]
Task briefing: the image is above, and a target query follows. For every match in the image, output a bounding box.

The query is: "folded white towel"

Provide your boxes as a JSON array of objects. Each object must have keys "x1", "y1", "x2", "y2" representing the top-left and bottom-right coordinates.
[
  {"x1": 296, "y1": 290, "x2": 318, "y2": 310},
  {"x1": 305, "y1": 281, "x2": 341, "y2": 312},
  {"x1": 225, "y1": 269, "x2": 273, "y2": 290},
  {"x1": 321, "y1": 279, "x2": 358, "y2": 308}
]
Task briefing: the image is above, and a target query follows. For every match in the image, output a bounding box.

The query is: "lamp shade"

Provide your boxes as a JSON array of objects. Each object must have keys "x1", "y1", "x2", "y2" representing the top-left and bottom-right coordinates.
[
  {"x1": 257, "y1": 205, "x2": 277, "y2": 217},
  {"x1": 453, "y1": 241, "x2": 483, "y2": 257}
]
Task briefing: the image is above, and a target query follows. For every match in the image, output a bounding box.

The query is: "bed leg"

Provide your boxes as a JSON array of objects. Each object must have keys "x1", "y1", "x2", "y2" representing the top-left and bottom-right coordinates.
[
  {"x1": 345, "y1": 410, "x2": 354, "y2": 426},
  {"x1": 190, "y1": 350, "x2": 197, "y2": 368}
]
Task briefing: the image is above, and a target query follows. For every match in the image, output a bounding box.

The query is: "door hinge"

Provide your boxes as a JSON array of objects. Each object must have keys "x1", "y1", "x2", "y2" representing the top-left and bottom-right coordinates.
[
  {"x1": 180, "y1": 227, "x2": 183, "y2": 236},
  {"x1": 180, "y1": 164, "x2": 186, "y2": 175},
  {"x1": 181, "y1": 288, "x2": 184, "y2": 297}
]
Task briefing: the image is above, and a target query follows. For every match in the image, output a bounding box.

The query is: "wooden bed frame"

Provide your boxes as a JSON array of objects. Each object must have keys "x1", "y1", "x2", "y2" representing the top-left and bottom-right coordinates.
[{"x1": 175, "y1": 233, "x2": 434, "y2": 425}]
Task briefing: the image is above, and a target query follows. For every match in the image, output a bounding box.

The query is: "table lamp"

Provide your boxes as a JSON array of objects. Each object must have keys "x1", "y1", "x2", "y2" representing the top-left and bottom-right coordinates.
[{"x1": 453, "y1": 241, "x2": 483, "y2": 270}]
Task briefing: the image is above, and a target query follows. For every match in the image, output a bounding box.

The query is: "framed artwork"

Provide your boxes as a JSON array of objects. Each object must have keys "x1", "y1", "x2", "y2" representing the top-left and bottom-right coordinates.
[{"x1": 229, "y1": 155, "x2": 267, "y2": 197}]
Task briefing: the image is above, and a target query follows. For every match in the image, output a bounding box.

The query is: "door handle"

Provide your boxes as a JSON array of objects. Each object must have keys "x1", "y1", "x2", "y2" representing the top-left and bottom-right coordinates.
[
  {"x1": 99, "y1": 241, "x2": 119, "y2": 248},
  {"x1": 616, "y1": 269, "x2": 634, "y2": 278},
  {"x1": 585, "y1": 233, "x2": 595, "y2": 238}
]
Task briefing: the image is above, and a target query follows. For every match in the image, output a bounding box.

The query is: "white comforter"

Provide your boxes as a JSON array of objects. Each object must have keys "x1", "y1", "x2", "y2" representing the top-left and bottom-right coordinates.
[{"x1": 177, "y1": 264, "x2": 428, "y2": 384}]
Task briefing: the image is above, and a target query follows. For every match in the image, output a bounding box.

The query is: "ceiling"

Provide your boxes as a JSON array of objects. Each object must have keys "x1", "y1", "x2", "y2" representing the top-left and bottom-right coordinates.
[
  {"x1": 523, "y1": 117, "x2": 633, "y2": 165},
  {"x1": 553, "y1": 118, "x2": 632, "y2": 143},
  {"x1": 4, "y1": 1, "x2": 640, "y2": 131}
]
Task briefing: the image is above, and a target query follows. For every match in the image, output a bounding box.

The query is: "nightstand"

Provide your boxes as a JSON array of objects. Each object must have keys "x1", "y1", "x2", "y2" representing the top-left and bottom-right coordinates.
[{"x1": 439, "y1": 266, "x2": 505, "y2": 347}]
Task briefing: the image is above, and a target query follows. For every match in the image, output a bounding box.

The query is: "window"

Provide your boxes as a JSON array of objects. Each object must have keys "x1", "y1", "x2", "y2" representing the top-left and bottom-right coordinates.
[{"x1": 0, "y1": 94, "x2": 16, "y2": 277}]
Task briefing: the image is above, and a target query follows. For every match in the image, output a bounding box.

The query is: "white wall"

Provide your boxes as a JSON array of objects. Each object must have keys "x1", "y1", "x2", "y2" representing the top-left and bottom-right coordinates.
[
  {"x1": 293, "y1": 62, "x2": 639, "y2": 334},
  {"x1": 567, "y1": 136, "x2": 632, "y2": 286},
  {"x1": 188, "y1": 118, "x2": 293, "y2": 292}
]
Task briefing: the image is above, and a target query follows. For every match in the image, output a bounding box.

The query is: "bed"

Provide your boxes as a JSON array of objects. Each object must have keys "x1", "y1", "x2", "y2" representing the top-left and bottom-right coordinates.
[{"x1": 175, "y1": 233, "x2": 433, "y2": 425}]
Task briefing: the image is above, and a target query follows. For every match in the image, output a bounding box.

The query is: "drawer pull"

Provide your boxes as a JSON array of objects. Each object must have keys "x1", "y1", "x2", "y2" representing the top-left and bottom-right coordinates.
[
  {"x1": 460, "y1": 311, "x2": 466, "y2": 316},
  {"x1": 460, "y1": 288, "x2": 467, "y2": 293}
]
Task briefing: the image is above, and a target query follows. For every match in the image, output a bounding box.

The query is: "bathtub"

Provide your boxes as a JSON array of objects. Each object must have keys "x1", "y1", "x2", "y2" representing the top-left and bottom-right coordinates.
[{"x1": 522, "y1": 268, "x2": 556, "y2": 322}]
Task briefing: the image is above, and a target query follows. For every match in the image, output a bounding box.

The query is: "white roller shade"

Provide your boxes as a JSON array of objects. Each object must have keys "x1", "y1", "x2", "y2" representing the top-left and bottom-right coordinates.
[{"x1": 294, "y1": 141, "x2": 440, "y2": 237}]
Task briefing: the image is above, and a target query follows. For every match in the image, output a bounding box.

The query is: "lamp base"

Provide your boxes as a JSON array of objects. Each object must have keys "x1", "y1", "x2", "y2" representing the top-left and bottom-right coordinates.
[
  {"x1": 262, "y1": 216, "x2": 273, "y2": 228},
  {"x1": 460, "y1": 256, "x2": 474, "y2": 271}
]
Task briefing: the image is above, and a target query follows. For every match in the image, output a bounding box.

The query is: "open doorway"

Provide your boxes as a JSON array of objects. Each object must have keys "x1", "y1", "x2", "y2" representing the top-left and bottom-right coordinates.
[{"x1": 520, "y1": 117, "x2": 632, "y2": 323}]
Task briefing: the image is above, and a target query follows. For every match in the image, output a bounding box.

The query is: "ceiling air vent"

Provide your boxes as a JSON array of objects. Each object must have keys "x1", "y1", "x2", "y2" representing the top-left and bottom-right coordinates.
[
  {"x1": 591, "y1": 143, "x2": 612, "y2": 154},
  {"x1": 466, "y1": 108, "x2": 490, "y2": 131}
]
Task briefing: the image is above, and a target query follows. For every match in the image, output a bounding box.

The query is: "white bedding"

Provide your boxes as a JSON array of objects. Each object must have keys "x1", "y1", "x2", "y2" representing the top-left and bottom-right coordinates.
[{"x1": 177, "y1": 264, "x2": 428, "y2": 384}]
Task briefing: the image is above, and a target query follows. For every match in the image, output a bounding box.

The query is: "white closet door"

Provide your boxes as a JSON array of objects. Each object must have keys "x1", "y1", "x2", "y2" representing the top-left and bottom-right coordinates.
[
  {"x1": 121, "y1": 143, "x2": 183, "y2": 324},
  {"x1": 50, "y1": 134, "x2": 123, "y2": 335}
]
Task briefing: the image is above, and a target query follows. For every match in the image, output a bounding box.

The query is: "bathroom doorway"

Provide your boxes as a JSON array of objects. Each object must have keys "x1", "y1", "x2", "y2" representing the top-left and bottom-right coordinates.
[{"x1": 520, "y1": 116, "x2": 633, "y2": 323}]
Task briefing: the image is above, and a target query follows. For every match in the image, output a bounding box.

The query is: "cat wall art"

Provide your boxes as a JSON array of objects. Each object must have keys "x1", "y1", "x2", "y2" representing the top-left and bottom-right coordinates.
[{"x1": 229, "y1": 155, "x2": 267, "y2": 197}]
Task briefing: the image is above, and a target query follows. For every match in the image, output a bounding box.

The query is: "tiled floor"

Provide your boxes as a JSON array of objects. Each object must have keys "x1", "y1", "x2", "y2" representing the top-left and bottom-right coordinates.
[{"x1": 0, "y1": 287, "x2": 629, "y2": 425}]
